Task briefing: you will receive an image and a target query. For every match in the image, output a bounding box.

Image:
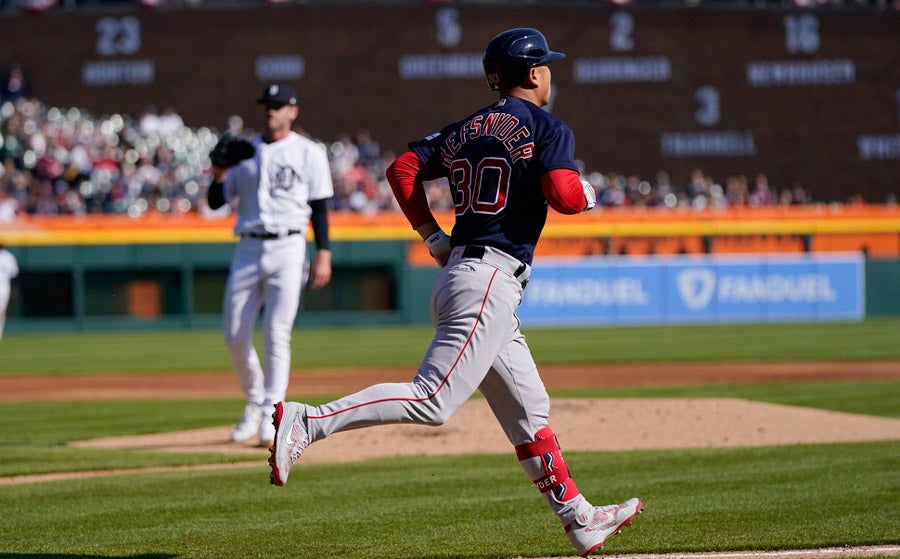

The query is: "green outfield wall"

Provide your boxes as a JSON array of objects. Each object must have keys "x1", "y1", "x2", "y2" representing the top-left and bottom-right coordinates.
[
  {"x1": 3, "y1": 241, "x2": 439, "y2": 332},
  {"x1": 2, "y1": 241, "x2": 898, "y2": 333},
  {"x1": 865, "y1": 258, "x2": 900, "y2": 316}
]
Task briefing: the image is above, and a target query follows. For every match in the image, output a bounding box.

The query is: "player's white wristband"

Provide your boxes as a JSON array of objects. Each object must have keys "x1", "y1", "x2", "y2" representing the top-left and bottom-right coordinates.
[
  {"x1": 423, "y1": 229, "x2": 451, "y2": 257},
  {"x1": 582, "y1": 180, "x2": 597, "y2": 211}
]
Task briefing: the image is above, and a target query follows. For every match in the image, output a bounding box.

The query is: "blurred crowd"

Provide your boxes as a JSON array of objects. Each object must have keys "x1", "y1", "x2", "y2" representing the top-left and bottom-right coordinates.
[
  {"x1": 0, "y1": 92, "x2": 851, "y2": 225},
  {"x1": 581, "y1": 168, "x2": 817, "y2": 211},
  {"x1": 0, "y1": 93, "x2": 409, "y2": 221},
  {"x1": 0, "y1": 97, "x2": 212, "y2": 220}
]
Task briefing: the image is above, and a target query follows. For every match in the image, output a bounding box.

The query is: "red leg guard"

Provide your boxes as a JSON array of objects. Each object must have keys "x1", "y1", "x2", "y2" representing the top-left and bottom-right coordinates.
[{"x1": 514, "y1": 427, "x2": 581, "y2": 502}]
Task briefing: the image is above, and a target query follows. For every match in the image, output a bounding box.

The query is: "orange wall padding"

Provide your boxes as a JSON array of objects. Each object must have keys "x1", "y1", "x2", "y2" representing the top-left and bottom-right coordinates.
[{"x1": 2, "y1": 206, "x2": 898, "y2": 256}]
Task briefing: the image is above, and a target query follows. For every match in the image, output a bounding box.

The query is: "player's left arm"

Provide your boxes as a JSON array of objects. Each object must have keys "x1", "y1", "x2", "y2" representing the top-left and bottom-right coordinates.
[
  {"x1": 307, "y1": 198, "x2": 332, "y2": 290},
  {"x1": 541, "y1": 169, "x2": 596, "y2": 214},
  {"x1": 306, "y1": 143, "x2": 335, "y2": 290}
]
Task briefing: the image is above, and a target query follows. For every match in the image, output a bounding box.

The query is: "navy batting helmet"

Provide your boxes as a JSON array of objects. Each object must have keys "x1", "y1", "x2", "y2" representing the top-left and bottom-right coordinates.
[{"x1": 482, "y1": 28, "x2": 565, "y2": 91}]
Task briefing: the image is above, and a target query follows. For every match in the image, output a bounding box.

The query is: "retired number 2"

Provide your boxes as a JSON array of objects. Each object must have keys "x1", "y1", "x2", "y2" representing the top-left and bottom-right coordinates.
[{"x1": 450, "y1": 158, "x2": 511, "y2": 215}]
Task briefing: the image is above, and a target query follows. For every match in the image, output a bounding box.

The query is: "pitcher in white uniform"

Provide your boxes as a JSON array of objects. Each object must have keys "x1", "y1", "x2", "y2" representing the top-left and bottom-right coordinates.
[
  {"x1": 0, "y1": 243, "x2": 19, "y2": 340},
  {"x1": 207, "y1": 82, "x2": 334, "y2": 447}
]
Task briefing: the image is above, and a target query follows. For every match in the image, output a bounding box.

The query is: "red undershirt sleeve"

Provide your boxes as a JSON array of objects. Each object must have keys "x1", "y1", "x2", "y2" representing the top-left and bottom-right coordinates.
[
  {"x1": 541, "y1": 169, "x2": 587, "y2": 215},
  {"x1": 386, "y1": 150, "x2": 436, "y2": 230}
]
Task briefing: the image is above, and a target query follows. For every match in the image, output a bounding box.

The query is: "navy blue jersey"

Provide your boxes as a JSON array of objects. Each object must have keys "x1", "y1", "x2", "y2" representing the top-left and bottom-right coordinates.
[{"x1": 409, "y1": 96, "x2": 578, "y2": 265}]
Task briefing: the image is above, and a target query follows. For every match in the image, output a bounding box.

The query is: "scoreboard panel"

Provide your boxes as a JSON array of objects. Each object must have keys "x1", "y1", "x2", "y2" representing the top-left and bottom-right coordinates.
[{"x1": 1, "y1": 6, "x2": 897, "y2": 203}]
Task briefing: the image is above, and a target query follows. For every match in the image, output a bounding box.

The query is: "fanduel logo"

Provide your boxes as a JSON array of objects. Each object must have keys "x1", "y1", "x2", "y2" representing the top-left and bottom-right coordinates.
[
  {"x1": 677, "y1": 269, "x2": 716, "y2": 311},
  {"x1": 718, "y1": 274, "x2": 837, "y2": 303},
  {"x1": 677, "y1": 268, "x2": 839, "y2": 311},
  {"x1": 526, "y1": 278, "x2": 649, "y2": 307}
]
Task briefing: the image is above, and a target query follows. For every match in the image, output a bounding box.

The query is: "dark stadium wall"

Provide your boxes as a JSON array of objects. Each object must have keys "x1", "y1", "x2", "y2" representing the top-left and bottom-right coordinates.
[{"x1": 1, "y1": 5, "x2": 898, "y2": 203}]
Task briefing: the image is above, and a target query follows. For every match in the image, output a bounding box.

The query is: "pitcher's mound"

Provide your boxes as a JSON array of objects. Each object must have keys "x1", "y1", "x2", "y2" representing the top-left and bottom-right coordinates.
[{"x1": 72, "y1": 398, "x2": 900, "y2": 462}]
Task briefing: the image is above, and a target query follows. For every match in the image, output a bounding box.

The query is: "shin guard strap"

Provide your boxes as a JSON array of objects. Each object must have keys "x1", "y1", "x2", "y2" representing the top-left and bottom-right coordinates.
[
  {"x1": 515, "y1": 434, "x2": 558, "y2": 461},
  {"x1": 533, "y1": 463, "x2": 571, "y2": 494}
]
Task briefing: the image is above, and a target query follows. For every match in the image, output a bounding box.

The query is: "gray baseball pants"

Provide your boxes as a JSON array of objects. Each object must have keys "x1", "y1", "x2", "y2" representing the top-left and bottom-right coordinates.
[{"x1": 303, "y1": 245, "x2": 546, "y2": 447}]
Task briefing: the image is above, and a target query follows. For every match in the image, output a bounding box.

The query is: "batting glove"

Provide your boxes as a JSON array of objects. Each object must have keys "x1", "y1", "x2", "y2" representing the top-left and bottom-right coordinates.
[{"x1": 582, "y1": 180, "x2": 597, "y2": 211}]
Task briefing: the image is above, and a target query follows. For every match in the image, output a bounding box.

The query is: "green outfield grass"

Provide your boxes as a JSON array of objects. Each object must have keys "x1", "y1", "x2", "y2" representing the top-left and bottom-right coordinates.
[
  {"x1": 1, "y1": 317, "x2": 899, "y2": 374},
  {"x1": 0, "y1": 320, "x2": 898, "y2": 558},
  {"x1": 0, "y1": 442, "x2": 896, "y2": 558}
]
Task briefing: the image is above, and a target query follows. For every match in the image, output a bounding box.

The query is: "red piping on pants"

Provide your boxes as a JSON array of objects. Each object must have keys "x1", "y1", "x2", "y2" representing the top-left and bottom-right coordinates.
[{"x1": 307, "y1": 268, "x2": 499, "y2": 419}]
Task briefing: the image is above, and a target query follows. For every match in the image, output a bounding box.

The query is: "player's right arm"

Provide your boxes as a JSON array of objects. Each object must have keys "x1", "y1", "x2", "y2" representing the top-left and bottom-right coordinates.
[
  {"x1": 534, "y1": 110, "x2": 596, "y2": 213},
  {"x1": 386, "y1": 150, "x2": 451, "y2": 265},
  {"x1": 541, "y1": 169, "x2": 596, "y2": 213},
  {"x1": 207, "y1": 167, "x2": 230, "y2": 210}
]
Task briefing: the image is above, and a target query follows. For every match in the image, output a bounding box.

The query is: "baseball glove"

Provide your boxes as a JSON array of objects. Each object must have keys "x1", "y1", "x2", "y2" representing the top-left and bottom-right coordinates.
[{"x1": 209, "y1": 134, "x2": 255, "y2": 168}]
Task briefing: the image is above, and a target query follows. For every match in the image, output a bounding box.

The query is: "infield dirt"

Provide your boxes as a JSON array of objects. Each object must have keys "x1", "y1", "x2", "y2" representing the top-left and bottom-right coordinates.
[{"x1": 4, "y1": 360, "x2": 898, "y2": 460}]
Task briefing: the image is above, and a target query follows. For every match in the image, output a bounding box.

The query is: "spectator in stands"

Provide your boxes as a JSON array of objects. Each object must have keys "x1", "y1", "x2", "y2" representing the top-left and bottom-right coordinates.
[
  {"x1": 0, "y1": 62, "x2": 32, "y2": 104},
  {"x1": 653, "y1": 170, "x2": 675, "y2": 203},
  {"x1": 750, "y1": 173, "x2": 773, "y2": 206},
  {"x1": 725, "y1": 174, "x2": 750, "y2": 207},
  {"x1": 330, "y1": 134, "x2": 359, "y2": 175},
  {"x1": 0, "y1": 110, "x2": 26, "y2": 169},
  {"x1": 158, "y1": 106, "x2": 184, "y2": 137},
  {"x1": 226, "y1": 114, "x2": 245, "y2": 136},
  {"x1": 0, "y1": 164, "x2": 29, "y2": 211},
  {"x1": 629, "y1": 174, "x2": 656, "y2": 207},
  {"x1": 353, "y1": 128, "x2": 380, "y2": 167},
  {"x1": 705, "y1": 175, "x2": 727, "y2": 209},
  {"x1": 0, "y1": 169, "x2": 20, "y2": 221},
  {"x1": 790, "y1": 183, "x2": 811, "y2": 205},
  {"x1": 598, "y1": 173, "x2": 628, "y2": 207},
  {"x1": 847, "y1": 193, "x2": 867, "y2": 206},
  {"x1": 139, "y1": 105, "x2": 163, "y2": 137}
]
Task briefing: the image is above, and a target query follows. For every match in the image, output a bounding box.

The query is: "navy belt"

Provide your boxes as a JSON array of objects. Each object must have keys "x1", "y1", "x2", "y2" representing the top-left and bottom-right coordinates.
[
  {"x1": 461, "y1": 245, "x2": 529, "y2": 284},
  {"x1": 241, "y1": 230, "x2": 302, "y2": 240}
]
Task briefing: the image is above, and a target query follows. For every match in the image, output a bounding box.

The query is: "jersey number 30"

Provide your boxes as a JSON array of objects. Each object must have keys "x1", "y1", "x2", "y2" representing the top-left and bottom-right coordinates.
[{"x1": 450, "y1": 158, "x2": 511, "y2": 215}]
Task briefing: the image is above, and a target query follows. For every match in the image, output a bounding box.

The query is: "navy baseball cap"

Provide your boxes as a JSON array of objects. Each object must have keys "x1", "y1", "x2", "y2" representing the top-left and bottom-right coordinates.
[{"x1": 257, "y1": 83, "x2": 298, "y2": 106}]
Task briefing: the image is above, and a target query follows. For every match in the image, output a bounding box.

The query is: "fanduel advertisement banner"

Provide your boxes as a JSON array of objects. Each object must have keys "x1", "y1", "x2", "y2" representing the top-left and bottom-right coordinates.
[{"x1": 518, "y1": 253, "x2": 864, "y2": 326}]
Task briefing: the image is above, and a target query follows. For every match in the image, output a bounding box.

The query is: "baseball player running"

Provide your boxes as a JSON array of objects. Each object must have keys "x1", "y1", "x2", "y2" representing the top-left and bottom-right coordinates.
[
  {"x1": 207, "y1": 82, "x2": 334, "y2": 447},
  {"x1": 268, "y1": 29, "x2": 641, "y2": 556}
]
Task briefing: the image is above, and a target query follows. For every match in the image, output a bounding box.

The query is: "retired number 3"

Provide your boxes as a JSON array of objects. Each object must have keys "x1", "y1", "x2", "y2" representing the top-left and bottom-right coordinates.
[{"x1": 450, "y1": 158, "x2": 511, "y2": 215}]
